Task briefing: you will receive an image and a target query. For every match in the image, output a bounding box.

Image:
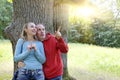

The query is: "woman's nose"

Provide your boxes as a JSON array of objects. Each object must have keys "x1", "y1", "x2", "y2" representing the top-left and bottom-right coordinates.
[{"x1": 33, "y1": 28, "x2": 37, "y2": 31}]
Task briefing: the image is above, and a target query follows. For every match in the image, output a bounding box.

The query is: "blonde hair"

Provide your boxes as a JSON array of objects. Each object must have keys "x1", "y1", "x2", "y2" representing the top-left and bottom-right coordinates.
[{"x1": 21, "y1": 22, "x2": 36, "y2": 40}]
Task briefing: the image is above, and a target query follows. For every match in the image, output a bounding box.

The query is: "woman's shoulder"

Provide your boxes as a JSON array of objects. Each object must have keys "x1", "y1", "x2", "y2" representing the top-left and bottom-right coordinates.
[
  {"x1": 17, "y1": 38, "x2": 25, "y2": 43},
  {"x1": 18, "y1": 38, "x2": 24, "y2": 41}
]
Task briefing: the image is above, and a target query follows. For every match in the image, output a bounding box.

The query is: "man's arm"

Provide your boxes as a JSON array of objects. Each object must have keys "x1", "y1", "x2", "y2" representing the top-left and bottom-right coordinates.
[
  {"x1": 54, "y1": 27, "x2": 68, "y2": 53},
  {"x1": 56, "y1": 37, "x2": 68, "y2": 53}
]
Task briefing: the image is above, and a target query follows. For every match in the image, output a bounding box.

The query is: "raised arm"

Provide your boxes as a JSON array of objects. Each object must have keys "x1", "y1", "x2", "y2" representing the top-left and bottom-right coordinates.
[
  {"x1": 56, "y1": 38, "x2": 68, "y2": 53},
  {"x1": 55, "y1": 27, "x2": 68, "y2": 53}
]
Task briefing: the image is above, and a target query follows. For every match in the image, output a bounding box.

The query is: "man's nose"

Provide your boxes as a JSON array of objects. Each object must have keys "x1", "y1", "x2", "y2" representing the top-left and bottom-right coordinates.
[{"x1": 41, "y1": 30, "x2": 44, "y2": 32}]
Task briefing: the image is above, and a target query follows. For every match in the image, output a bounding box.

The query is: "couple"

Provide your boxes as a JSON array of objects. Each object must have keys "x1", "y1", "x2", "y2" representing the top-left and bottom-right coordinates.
[{"x1": 14, "y1": 22, "x2": 68, "y2": 80}]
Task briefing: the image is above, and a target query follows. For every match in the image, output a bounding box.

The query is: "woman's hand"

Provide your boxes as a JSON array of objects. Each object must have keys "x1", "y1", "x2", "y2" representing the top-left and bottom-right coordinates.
[
  {"x1": 27, "y1": 42, "x2": 36, "y2": 51},
  {"x1": 27, "y1": 45, "x2": 32, "y2": 51},
  {"x1": 32, "y1": 44, "x2": 36, "y2": 51}
]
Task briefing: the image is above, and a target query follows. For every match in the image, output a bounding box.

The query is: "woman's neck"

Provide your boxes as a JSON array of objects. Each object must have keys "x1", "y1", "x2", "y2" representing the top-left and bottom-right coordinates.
[{"x1": 27, "y1": 35, "x2": 35, "y2": 41}]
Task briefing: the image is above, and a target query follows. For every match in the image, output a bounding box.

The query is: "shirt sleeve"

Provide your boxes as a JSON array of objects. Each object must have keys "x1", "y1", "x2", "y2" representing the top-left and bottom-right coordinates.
[
  {"x1": 34, "y1": 42, "x2": 46, "y2": 64},
  {"x1": 56, "y1": 37, "x2": 69, "y2": 53},
  {"x1": 14, "y1": 38, "x2": 30, "y2": 63}
]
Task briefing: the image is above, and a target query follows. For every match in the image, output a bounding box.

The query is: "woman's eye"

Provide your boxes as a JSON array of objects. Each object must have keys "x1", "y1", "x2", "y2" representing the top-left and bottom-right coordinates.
[
  {"x1": 31, "y1": 25, "x2": 35, "y2": 28},
  {"x1": 30, "y1": 26, "x2": 33, "y2": 28}
]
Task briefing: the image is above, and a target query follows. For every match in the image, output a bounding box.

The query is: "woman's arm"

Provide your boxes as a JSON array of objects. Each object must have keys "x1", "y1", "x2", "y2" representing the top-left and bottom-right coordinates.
[
  {"x1": 34, "y1": 42, "x2": 46, "y2": 64},
  {"x1": 14, "y1": 39, "x2": 30, "y2": 62}
]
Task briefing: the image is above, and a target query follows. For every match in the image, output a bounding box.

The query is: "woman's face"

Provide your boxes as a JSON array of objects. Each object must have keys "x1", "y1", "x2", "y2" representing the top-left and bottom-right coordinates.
[{"x1": 25, "y1": 23, "x2": 37, "y2": 36}]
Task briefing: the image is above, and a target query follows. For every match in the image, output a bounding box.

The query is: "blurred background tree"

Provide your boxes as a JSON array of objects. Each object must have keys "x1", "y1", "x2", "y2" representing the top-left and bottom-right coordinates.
[{"x1": 0, "y1": 0, "x2": 12, "y2": 39}]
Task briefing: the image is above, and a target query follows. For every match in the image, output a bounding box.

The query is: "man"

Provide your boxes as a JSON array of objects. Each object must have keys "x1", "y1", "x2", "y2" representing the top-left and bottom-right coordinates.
[{"x1": 36, "y1": 24, "x2": 68, "y2": 80}]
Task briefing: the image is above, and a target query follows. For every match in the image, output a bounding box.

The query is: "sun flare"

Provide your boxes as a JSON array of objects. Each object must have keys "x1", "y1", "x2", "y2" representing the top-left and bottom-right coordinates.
[{"x1": 69, "y1": 6, "x2": 96, "y2": 18}]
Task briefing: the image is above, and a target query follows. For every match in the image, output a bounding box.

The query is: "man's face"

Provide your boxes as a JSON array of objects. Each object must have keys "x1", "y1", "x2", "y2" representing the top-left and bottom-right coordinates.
[{"x1": 36, "y1": 24, "x2": 46, "y2": 41}]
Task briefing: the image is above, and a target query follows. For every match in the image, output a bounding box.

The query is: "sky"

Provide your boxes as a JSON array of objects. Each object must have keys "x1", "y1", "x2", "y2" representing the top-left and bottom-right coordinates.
[{"x1": 90, "y1": 0, "x2": 119, "y2": 17}]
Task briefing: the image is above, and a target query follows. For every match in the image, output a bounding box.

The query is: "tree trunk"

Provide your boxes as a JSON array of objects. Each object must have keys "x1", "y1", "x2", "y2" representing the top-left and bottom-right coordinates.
[
  {"x1": 53, "y1": 2, "x2": 76, "y2": 80},
  {"x1": 4, "y1": 0, "x2": 54, "y2": 71}
]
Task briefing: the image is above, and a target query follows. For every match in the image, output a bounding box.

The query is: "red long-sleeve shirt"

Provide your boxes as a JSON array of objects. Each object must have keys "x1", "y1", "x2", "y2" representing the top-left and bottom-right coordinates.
[{"x1": 42, "y1": 33, "x2": 68, "y2": 79}]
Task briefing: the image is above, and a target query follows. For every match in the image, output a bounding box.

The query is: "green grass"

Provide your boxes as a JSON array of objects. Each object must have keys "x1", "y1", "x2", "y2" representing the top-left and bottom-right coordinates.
[
  {"x1": 1, "y1": 40, "x2": 120, "y2": 80},
  {"x1": 68, "y1": 43, "x2": 120, "y2": 79},
  {"x1": 0, "y1": 40, "x2": 13, "y2": 62},
  {"x1": 0, "y1": 40, "x2": 13, "y2": 80}
]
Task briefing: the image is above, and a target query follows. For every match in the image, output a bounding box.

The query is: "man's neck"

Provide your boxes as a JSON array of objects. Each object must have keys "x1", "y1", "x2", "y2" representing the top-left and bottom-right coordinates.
[{"x1": 38, "y1": 38, "x2": 44, "y2": 41}]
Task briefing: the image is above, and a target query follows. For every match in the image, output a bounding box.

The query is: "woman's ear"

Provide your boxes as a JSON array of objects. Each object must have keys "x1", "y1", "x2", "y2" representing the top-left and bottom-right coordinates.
[{"x1": 24, "y1": 28, "x2": 27, "y2": 33}]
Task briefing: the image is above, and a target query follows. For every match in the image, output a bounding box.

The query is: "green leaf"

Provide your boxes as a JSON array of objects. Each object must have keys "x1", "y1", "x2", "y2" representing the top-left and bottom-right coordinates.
[{"x1": 7, "y1": 0, "x2": 12, "y2": 3}]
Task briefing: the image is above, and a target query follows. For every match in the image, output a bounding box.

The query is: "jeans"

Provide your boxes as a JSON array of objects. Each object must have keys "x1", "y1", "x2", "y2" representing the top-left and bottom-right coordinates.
[
  {"x1": 12, "y1": 70, "x2": 19, "y2": 80},
  {"x1": 17, "y1": 68, "x2": 44, "y2": 80},
  {"x1": 45, "y1": 75, "x2": 62, "y2": 80}
]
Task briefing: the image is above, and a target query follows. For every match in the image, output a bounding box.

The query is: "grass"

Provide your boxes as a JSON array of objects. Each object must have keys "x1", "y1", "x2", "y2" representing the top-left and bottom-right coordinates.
[
  {"x1": 0, "y1": 40, "x2": 13, "y2": 62},
  {"x1": 1, "y1": 40, "x2": 120, "y2": 80},
  {"x1": 0, "y1": 40, "x2": 13, "y2": 80},
  {"x1": 68, "y1": 43, "x2": 120, "y2": 80}
]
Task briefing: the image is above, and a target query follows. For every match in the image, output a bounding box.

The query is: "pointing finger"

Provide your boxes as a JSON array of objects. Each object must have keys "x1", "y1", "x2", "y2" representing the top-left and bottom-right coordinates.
[{"x1": 57, "y1": 26, "x2": 61, "y2": 32}]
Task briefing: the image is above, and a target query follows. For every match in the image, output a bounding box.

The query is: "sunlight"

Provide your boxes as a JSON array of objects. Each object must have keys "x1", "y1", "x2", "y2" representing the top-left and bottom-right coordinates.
[
  {"x1": 7, "y1": 0, "x2": 12, "y2": 3},
  {"x1": 69, "y1": 6, "x2": 96, "y2": 18},
  {"x1": 77, "y1": 7, "x2": 95, "y2": 17}
]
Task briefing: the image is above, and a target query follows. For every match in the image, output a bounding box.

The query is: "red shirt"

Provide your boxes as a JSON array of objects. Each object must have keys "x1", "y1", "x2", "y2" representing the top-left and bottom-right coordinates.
[{"x1": 42, "y1": 33, "x2": 68, "y2": 79}]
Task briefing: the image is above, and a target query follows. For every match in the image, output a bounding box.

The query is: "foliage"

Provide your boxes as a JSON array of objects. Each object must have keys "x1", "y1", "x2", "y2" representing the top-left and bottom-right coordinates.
[
  {"x1": 116, "y1": 0, "x2": 120, "y2": 8},
  {"x1": 68, "y1": 24, "x2": 94, "y2": 44},
  {"x1": 0, "y1": 0, "x2": 12, "y2": 39},
  {"x1": 92, "y1": 20, "x2": 120, "y2": 47},
  {"x1": 7, "y1": 0, "x2": 13, "y2": 3},
  {"x1": 68, "y1": 26, "x2": 82, "y2": 43},
  {"x1": 68, "y1": 18, "x2": 120, "y2": 48}
]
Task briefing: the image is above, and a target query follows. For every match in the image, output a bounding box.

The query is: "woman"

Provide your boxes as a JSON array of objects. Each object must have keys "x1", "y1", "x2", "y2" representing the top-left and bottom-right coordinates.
[{"x1": 14, "y1": 22, "x2": 46, "y2": 80}]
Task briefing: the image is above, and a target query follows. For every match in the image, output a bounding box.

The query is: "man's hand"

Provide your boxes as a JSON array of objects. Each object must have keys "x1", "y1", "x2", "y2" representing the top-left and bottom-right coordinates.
[
  {"x1": 55, "y1": 26, "x2": 62, "y2": 39},
  {"x1": 18, "y1": 61, "x2": 25, "y2": 68}
]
